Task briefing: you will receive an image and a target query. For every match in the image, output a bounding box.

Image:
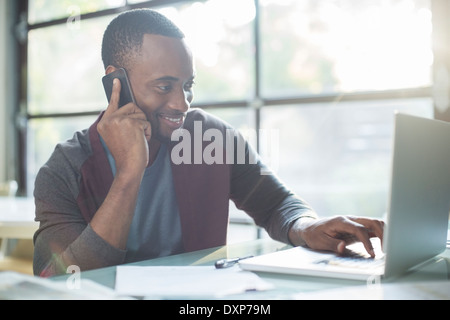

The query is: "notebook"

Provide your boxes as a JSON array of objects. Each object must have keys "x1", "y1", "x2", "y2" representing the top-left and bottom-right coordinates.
[{"x1": 240, "y1": 113, "x2": 450, "y2": 281}]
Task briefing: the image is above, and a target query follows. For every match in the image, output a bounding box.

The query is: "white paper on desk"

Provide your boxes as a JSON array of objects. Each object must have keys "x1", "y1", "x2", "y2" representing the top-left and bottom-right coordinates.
[
  {"x1": 115, "y1": 265, "x2": 273, "y2": 298},
  {"x1": 0, "y1": 271, "x2": 133, "y2": 300}
]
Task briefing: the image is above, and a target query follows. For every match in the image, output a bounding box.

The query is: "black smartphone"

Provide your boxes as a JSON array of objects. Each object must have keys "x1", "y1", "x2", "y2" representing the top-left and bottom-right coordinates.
[{"x1": 102, "y1": 68, "x2": 136, "y2": 108}]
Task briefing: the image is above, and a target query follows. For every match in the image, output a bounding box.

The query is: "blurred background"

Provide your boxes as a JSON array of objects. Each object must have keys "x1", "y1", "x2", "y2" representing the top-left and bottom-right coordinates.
[{"x1": 1, "y1": 0, "x2": 449, "y2": 274}]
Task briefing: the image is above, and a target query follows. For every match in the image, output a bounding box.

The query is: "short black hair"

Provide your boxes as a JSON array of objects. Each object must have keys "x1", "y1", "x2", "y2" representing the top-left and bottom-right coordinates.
[{"x1": 101, "y1": 9, "x2": 185, "y2": 70}]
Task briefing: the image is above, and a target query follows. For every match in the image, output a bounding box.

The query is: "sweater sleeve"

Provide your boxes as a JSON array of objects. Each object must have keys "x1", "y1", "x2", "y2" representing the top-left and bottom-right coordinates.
[
  {"x1": 33, "y1": 133, "x2": 126, "y2": 277},
  {"x1": 229, "y1": 131, "x2": 317, "y2": 244}
]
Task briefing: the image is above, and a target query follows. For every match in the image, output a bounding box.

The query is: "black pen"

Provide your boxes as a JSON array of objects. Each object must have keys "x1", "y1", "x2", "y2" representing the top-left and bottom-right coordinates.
[{"x1": 214, "y1": 255, "x2": 254, "y2": 269}]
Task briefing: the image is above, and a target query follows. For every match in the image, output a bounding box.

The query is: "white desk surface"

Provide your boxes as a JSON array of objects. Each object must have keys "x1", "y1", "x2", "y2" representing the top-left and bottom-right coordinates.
[{"x1": 51, "y1": 238, "x2": 450, "y2": 300}]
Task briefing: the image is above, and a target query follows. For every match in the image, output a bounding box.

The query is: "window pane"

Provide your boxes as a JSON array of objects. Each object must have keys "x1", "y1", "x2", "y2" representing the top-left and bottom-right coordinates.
[
  {"x1": 204, "y1": 107, "x2": 255, "y2": 132},
  {"x1": 28, "y1": 16, "x2": 110, "y2": 115},
  {"x1": 27, "y1": 116, "x2": 97, "y2": 195},
  {"x1": 127, "y1": 0, "x2": 150, "y2": 3},
  {"x1": 28, "y1": 0, "x2": 125, "y2": 24},
  {"x1": 260, "y1": 98, "x2": 433, "y2": 218},
  {"x1": 28, "y1": 0, "x2": 255, "y2": 115},
  {"x1": 202, "y1": 106, "x2": 259, "y2": 242},
  {"x1": 159, "y1": 0, "x2": 255, "y2": 103},
  {"x1": 204, "y1": 106, "x2": 257, "y2": 148},
  {"x1": 260, "y1": 0, "x2": 432, "y2": 97}
]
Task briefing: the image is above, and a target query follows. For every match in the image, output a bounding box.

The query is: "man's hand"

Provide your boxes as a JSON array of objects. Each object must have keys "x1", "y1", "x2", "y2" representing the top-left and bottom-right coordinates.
[
  {"x1": 91, "y1": 78, "x2": 152, "y2": 250},
  {"x1": 97, "y1": 78, "x2": 151, "y2": 177},
  {"x1": 289, "y1": 216, "x2": 385, "y2": 257}
]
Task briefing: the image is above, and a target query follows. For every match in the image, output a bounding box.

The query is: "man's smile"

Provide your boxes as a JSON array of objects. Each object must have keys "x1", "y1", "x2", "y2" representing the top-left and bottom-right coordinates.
[{"x1": 158, "y1": 112, "x2": 186, "y2": 130}]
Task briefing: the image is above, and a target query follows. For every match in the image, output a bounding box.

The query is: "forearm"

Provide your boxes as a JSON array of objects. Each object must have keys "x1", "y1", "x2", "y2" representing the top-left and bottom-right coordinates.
[
  {"x1": 34, "y1": 170, "x2": 143, "y2": 276},
  {"x1": 231, "y1": 157, "x2": 317, "y2": 244},
  {"x1": 34, "y1": 224, "x2": 127, "y2": 277},
  {"x1": 90, "y1": 170, "x2": 143, "y2": 250},
  {"x1": 259, "y1": 193, "x2": 318, "y2": 245}
]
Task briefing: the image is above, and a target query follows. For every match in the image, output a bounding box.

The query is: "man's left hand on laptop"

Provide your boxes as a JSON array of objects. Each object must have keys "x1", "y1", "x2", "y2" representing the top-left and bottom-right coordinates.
[{"x1": 288, "y1": 216, "x2": 385, "y2": 258}]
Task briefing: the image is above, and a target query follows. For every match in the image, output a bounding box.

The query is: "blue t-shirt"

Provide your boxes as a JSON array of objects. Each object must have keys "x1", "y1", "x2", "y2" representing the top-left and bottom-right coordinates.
[{"x1": 100, "y1": 138, "x2": 183, "y2": 262}]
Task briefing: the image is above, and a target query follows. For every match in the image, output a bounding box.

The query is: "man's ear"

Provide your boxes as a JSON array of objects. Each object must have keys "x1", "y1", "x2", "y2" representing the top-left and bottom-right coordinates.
[{"x1": 105, "y1": 65, "x2": 118, "y2": 75}]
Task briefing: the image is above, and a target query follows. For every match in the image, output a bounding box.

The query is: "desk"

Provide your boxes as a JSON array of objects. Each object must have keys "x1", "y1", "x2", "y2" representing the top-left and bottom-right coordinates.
[
  {"x1": 52, "y1": 238, "x2": 450, "y2": 300},
  {"x1": 0, "y1": 197, "x2": 38, "y2": 258}
]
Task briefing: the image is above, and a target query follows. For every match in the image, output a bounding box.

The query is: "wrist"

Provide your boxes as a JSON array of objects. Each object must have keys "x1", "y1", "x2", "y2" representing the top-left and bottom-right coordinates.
[
  {"x1": 288, "y1": 216, "x2": 317, "y2": 247},
  {"x1": 113, "y1": 168, "x2": 145, "y2": 192}
]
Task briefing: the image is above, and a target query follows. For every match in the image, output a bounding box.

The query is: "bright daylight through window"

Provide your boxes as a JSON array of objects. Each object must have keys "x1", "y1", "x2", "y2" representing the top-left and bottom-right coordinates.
[{"x1": 25, "y1": 1, "x2": 433, "y2": 235}]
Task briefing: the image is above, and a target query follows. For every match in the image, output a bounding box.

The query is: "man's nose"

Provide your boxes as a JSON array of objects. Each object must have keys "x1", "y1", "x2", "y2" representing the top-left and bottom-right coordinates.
[{"x1": 168, "y1": 88, "x2": 191, "y2": 113}]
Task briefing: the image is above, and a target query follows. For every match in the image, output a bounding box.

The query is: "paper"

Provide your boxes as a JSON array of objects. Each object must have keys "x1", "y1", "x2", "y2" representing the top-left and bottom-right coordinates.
[
  {"x1": 0, "y1": 271, "x2": 132, "y2": 300},
  {"x1": 115, "y1": 265, "x2": 273, "y2": 298}
]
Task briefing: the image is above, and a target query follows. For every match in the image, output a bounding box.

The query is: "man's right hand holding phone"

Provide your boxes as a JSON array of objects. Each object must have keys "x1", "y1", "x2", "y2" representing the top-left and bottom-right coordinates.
[
  {"x1": 97, "y1": 77, "x2": 151, "y2": 180},
  {"x1": 91, "y1": 77, "x2": 152, "y2": 251}
]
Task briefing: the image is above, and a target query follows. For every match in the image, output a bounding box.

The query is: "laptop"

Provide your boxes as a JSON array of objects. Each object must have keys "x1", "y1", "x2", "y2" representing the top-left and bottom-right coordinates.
[{"x1": 240, "y1": 113, "x2": 450, "y2": 281}]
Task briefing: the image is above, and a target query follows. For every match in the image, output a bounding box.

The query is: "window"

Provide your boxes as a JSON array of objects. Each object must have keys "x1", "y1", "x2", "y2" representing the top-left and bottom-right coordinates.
[
  {"x1": 28, "y1": 18, "x2": 109, "y2": 115},
  {"x1": 28, "y1": 0, "x2": 126, "y2": 25},
  {"x1": 159, "y1": 0, "x2": 255, "y2": 103},
  {"x1": 257, "y1": 0, "x2": 433, "y2": 218},
  {"x1": 260, "y1": 0, "x2": 432, "y2": 97},
  {"x1": 23, "y1": 0, "x2": 434, "y2": 230},
  {"x1": 261, "y1": 98, "x2": 432, "y2": 218}
]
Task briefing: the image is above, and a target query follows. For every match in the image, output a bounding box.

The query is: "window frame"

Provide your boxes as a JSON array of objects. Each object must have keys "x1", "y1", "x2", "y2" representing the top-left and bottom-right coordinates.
[{"x1": 17, "y1": 0, "x2": 442, "y2": 195}]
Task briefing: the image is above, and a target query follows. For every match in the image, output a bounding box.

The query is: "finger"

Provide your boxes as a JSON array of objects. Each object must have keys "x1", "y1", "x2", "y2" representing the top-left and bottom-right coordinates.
[
  {"x1": 347, "y1": 224, "x2": 375, "y2": 257},
  {"x1": 351, "y1": 217, "x2": 384, "y2": 237},
  {"x1": 124, "y1": 105, "x2": 146, "y2": 119},
  {"x1": 128, "y1": 113, "x2": 152, "y2": 142},
  {"x1": 351, "y1": 217, "x2": 385, "y2": 249},
  {"x1": 332, "y1": 218, "x2": 375, "y2": 257},
  {"x1": 105, "y1": 78, "x2": 121, "y2": 115},
  {"x1": 143, "y1": 121, "x2": 152, "y2": 142},
  {"x1": 337, "y1": 241, "x2": 346, "y2": 255},
  {"x1": 322, "y1": 236, "x2": 347, "y2": 255}
]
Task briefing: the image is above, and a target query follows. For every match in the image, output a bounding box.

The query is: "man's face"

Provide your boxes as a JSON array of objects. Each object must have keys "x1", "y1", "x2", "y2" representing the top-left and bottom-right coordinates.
[{"x1": 127, "y1": 34, "x2": 195, "y2": 142}]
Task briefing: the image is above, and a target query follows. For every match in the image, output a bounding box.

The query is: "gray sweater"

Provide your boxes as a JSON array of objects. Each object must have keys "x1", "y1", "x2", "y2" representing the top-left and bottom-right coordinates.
[{"x1": 33, "y1": 109, "x2": 316, "y2": 276}]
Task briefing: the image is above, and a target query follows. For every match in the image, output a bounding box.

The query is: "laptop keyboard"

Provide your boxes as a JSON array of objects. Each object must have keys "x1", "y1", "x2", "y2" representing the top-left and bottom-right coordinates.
[
  {"x1": 327, "y1": 255, "x2": 385, "y2": 269},
  {"x1": 315, "y1": 253, "x2": 385, "y2": 269}
]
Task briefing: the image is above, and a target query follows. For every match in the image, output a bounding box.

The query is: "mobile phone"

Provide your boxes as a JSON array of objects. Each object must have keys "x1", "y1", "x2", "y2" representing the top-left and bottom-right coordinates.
[{"x1": 102, "y1": 68, "x2": 136, "y2": 108}]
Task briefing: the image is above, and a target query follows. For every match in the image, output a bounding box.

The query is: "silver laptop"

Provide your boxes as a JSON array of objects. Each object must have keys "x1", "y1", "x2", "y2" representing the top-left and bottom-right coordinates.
[{"x1": 240, "y1": 113, "x2": 450, "y2": 281}]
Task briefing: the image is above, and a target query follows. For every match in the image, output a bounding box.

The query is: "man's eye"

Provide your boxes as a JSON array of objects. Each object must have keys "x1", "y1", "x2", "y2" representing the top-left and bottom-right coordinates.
[
  {"x1": 158, "y1": 85, "x2": 172, "y2": 92},
  {"x1": 184, "y1": 81, "x2": 195, "y2": 91}
]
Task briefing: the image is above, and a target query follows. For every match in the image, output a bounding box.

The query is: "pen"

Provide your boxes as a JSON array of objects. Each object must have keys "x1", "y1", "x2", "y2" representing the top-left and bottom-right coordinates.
[{"x1": 214, "y1": 255, "x2": 254, "y2": 269}]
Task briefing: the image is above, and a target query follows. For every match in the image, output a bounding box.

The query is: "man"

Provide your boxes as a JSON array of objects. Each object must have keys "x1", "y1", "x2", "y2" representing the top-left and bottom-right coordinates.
[{"x1": 33, "y1": 9, "x2": 384, "y2": 277}]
